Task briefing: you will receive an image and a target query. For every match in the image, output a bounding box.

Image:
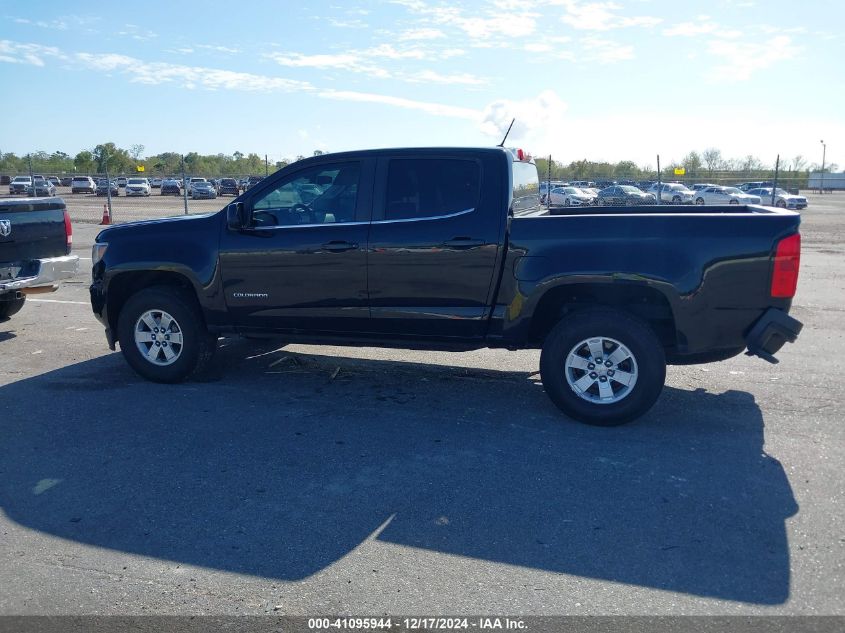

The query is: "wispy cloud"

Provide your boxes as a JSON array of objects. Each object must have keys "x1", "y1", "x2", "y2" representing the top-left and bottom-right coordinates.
[
  {"x1": 706, "y1": 36, "x2": 800, "y2": 81},
  {"x1": 404, "y1": 69, "x2": 487, "y2": 85},
  {"x1": 555, "y1": 1, "x2": 662, "y2": 31},
  {"x1": 264, "y1": 43, "x2": 478, "y2": 83},
  {"x1": 480, "y1": 90, "x2": 569, "y2": 144},
  {"x1": 327, "y1": 17, "x2": 369, "y2": 29},
  {"x1": 319, "y1": 89, "x2": 479, "y2": 119},
  {"x1": 70, "y1": 51, "x2": 313, "y2": 92},
  {"x1": 582, "y1": 37, "x2": 634, "y2": 63},
  {"x1": 197, "y1": 44, "x2": 241, "y2": 54},
  {"x1": 398, "y1": 27, "x2": 445, "y2": 40},
  {"x1": 0, "y1": 39, "x2": 481, "y2": 122},
  {"x1": 0, "y1": 40, "x2": 62, "y2": 66},
  {"x1": 663, "y1": 18, "x2": 802, "y2": 80},
  {"x1": 117, "y1": 24, "x2": 157, "y2": 41}
]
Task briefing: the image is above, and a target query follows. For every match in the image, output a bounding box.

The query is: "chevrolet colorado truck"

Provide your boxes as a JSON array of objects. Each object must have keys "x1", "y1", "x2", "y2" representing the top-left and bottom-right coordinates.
[
  {"x1": 1, "y1": 198, "x2": 79, "y2": 320},
  {"x1": 90, "y1": 147, "x2": 802, "y2": 425}
]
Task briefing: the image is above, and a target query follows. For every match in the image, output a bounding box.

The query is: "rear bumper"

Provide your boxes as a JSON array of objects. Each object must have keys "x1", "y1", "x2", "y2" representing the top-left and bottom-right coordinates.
[
  {"x1": 0, "y1": 255, "x2": 79, "y2": 293},
  {"x1": 745, "y1": 308, "x2": 803, "y2": 364}
]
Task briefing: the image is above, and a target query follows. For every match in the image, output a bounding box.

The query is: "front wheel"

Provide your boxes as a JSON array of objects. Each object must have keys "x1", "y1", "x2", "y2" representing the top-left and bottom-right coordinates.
[
  {"x1": 117, "y1": 286, "x2": 217, "y2": 383},
  {"x1": 0, "y1": 295, "x2": 26, "y2": 321},
  {"x1": 672, "y1": 196, "x2": 682, "y2": 204},
  {"x1": 540, "y1": 308, "x2": 666, "y2": 426},
  {"x1": 776, "y1": 199, "x2": 786, "y2": 208},
  {"x1": 695, "y1": 197, "x2": 705, "y2": 205}
]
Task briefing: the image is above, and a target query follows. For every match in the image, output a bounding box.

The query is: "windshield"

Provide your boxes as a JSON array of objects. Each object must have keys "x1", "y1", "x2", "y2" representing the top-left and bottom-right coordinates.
[
  {"x1": 620, "y1": 186, "x2": 639, "y2": 193},
  {"x1": 127, "y1": 179, "x2": 145, "y2": 185}
]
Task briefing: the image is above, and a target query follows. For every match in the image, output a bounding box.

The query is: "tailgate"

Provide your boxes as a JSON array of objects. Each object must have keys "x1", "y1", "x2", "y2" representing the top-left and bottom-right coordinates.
[{"x1": 0, "y1": 198, "x2": 68, "y2": 265}]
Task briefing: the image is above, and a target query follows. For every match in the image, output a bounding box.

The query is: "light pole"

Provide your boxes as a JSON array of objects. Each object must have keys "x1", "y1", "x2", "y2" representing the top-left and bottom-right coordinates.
[{"x1": 820, "y1": 140, "x2": 826, "y2": 194}]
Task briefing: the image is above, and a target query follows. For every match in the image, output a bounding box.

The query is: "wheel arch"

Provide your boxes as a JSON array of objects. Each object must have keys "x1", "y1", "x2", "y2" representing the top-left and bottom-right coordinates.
[
  {"x1": 105, "y1": 270, "x2": 203, "y2": 335},
  {"x1": 527, "y1": 282, "x2": 678, "y2": 350}
]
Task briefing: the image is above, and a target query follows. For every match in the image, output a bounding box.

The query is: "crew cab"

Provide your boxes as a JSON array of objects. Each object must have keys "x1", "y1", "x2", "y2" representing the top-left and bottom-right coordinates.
[
  {"x1": 90, "y1": 147, "x2": 803, "y2": 426},
  {"x1": 1, "y1": 198, "x2": 79, "y2": 321}
]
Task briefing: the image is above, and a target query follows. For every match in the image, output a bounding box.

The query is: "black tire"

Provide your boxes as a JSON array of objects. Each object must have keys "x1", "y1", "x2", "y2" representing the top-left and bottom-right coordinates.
[
  {"x1": 540, "y1": 308, "x2": 666, "y2": 426},
  {"x1": 695, "y1": 197, "x2": 705, "y2": 205},
  {"x1": 672, "y1": 196, "x2": 682, "y2": 204},
  {"x1": 776, "y1": 199, "x2": 786, "y2": 208},
  {"x1": 0, "y1": 295, "x2": 26, "y2": 321},
  {"x1": 117, "y1": 286, "x2": 216, "y2": 383}
]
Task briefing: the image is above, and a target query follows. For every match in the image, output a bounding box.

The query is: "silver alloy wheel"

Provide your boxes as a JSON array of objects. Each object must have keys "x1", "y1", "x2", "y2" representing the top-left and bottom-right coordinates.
[
  {"x1": 134, "y1": 309, "x2": 184, "y2": 366},
  {"x1": 564, "y1": 336, "x2": 638, "y2": 405}
]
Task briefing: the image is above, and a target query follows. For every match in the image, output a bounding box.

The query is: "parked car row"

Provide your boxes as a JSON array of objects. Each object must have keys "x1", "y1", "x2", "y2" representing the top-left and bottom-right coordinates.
[
  {"x1": 6, "y1": 174, "x2": 266, "y2": 197},
  {"x1": 540, "y1": 179, "x2": 809, "y2": 209}
]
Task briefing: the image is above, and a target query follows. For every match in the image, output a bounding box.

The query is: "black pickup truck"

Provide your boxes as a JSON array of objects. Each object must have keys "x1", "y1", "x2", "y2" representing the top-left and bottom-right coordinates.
[
  {"x1": 90, "y1": 147, "x2": 802, "y2": 425},
  {"x1": 1, "y1": 198, "x2": 79, "y2": 320}
]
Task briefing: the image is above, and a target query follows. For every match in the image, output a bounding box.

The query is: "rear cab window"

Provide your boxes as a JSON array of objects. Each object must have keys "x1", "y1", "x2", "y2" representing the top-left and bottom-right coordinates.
[{"x1": 384, "y1": 158, "x2": 481, "y2": 221}]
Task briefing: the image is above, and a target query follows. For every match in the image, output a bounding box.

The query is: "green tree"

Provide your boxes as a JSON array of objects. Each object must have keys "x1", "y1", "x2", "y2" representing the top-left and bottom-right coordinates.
[
  {"x1": 682, "y1": 151, "x2": 702, "y2": 177},
  {"x1": 702, "y1": 148, "x2": 722, "y2": 177},
  {"x1": 74, "y1": 150, "x2": 94, "y2": 174},
  {"x1": 92, "y1": 143, "x2": 131, "y2": 174}
]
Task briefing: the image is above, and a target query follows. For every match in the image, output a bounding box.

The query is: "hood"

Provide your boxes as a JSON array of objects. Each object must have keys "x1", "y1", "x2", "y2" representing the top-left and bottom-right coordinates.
[{"x1": 96, "y1": 211, "x2": 217, "y2": 242}]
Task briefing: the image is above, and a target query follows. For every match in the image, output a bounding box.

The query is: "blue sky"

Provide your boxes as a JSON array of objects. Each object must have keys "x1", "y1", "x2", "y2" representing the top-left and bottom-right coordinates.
[{"x1": 1, "y1": 0, "x2": 842, "y2": 169}]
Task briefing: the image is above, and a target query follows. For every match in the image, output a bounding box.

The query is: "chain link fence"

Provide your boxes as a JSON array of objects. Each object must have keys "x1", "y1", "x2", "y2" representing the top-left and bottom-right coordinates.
[
  {"x1": 2, "y1": 150, "x2": 840, "y2": 225},
  {"x1": 1, "y1": 175, "x2": 259, "y2": 225}
]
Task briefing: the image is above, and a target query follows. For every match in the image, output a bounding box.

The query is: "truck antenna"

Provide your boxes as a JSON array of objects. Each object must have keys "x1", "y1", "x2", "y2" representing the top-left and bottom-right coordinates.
[{"x1": 497, "y1": 119, "x2": 515, "y2": 147}]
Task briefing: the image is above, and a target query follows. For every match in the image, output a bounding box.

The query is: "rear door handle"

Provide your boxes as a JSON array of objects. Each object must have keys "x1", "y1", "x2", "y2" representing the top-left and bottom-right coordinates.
[
  {"x1": 321, "y1": 240, "x2": 358, "y2": 252},
  {"x1": 442, "y1": 237, "x2": 484, "y2": 249}
]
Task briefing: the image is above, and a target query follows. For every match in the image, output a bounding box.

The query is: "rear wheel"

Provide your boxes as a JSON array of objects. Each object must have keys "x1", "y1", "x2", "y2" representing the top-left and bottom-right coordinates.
[
  {"x1": 776, "y1": 199, "x2": 786, "y2": 208},
  {"x1": 117, "y1": 286, "x2": 217, "y2": 383},
  {"x1": 695, "y1": 197, "x2": 705, "y2": 205},
  {"x1": 0, "y1": 295, "x2": 25, "y2": 321},
  {"x1": 672, "y1": 196, "x2": 682, "y2": 204},
  {"x1": 540, "y1": 308, "x2": 666, "y2": 426}
]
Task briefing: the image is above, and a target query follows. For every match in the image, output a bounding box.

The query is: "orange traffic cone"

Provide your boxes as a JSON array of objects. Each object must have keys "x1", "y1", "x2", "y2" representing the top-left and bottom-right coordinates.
[{"x1": 100, "y1": 204, "x2": 111, "y2": 225}]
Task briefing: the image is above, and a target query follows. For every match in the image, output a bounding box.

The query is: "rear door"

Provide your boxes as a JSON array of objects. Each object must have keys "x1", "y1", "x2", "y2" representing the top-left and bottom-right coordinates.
[
  {"x1": 365, "y1": 152, "x2": 506, "y2": 339},
  {"x1": 219, "y1": 159, "x2": 374, "y2": 333}
]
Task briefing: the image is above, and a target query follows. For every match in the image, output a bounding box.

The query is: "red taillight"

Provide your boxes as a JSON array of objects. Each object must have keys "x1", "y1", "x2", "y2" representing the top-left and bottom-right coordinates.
[
  {"x1": 63, "y1": 209, "x2": 73, "y2": 254},
  {"x1": 517, "y1": 148, "x2": 525, "y2": 160},
  {"x1": 770, "y1": 233, "x2": 800, "y2": 298}
]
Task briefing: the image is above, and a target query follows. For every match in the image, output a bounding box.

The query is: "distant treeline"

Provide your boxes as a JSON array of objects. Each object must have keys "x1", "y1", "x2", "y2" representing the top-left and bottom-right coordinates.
[{"x1": 1, "y1": 144, "x2": 838, "y2": 186}]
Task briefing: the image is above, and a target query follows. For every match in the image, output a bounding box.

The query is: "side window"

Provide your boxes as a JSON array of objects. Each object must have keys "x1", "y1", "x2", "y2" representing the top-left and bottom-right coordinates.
[
  {"x1": 252, "y1": 162, "x2": 360, "y2": 227},
  {"x1": 385, "y1": 159, "x2": 481, "y2": 221}
]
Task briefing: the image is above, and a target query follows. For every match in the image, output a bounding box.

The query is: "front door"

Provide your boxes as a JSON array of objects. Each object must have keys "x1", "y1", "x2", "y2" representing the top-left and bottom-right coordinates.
[{"x1": 219, "y1": 159, "x2": 374, "y2": 333}]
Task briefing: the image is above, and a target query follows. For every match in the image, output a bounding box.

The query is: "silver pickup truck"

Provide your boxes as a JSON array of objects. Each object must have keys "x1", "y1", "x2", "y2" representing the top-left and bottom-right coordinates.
[{"x1": 0, "y1": 198, "x2": 79, "y2": 320}]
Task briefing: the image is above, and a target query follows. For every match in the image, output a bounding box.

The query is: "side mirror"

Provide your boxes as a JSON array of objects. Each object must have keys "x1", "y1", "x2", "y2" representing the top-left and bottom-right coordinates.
[{"x1": 226, "y1": 202, "x2": 250, "y2": 230}]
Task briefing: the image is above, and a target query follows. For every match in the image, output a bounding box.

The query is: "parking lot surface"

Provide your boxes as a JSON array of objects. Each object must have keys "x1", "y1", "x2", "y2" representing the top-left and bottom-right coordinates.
[{"x1": 1, "y1": 194, "x2": 843, "y2": 615}]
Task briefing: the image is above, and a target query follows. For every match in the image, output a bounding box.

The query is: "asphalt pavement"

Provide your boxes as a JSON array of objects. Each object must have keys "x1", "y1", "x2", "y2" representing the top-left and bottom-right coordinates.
[{"x1": 0, "y1": 194, "x2": 843, "y2": 615}]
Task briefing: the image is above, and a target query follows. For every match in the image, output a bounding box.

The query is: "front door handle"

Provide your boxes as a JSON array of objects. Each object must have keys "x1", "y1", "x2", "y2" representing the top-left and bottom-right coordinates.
[
  {"x1": 321, "y1": 240, "x2": 358, "y2": 252},
  {"x1": 442, "y1": 237, "x2": 484, "y2": 249}
]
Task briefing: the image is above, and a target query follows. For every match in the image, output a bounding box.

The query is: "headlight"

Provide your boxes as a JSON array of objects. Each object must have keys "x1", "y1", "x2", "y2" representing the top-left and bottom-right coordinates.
[{"x1": 92, "y1": 242, "x2": 108, "y2": 265}]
